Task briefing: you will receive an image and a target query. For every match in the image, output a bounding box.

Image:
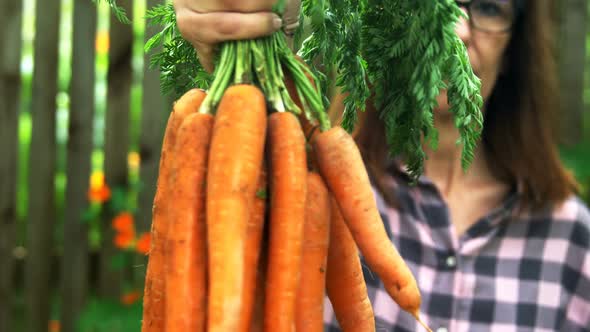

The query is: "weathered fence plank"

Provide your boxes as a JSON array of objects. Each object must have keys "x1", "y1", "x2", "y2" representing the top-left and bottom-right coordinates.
[
  {"x1": 136, "y1": 0, "x2": 170, "y2": 234},
  {"x1": 25, "y1": 0, "x2": 61, "y2": 331},
  {"x1": 100, "y1": 0, "x2": 133, "y2": 299},
  {"x1": 0, "y1": 0, "x2": 23, "y2": 330},
  {"x1": 60, "y1": 1, "x2": 97, "y2": 331},
  {"x1": 558, "y1": 0, "x2": 587, "y2": 145}
]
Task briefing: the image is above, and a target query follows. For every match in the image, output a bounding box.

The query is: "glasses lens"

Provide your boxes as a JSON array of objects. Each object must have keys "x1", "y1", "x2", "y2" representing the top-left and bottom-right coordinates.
[{"x1": 470, "y1": 0, "x2": 515, "y2": 32}]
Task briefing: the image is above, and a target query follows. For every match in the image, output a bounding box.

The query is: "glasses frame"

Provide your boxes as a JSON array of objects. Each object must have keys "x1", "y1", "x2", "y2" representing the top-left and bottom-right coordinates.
[{"x1": 455, "y1": 0, "x2": 517, "y2": 34}]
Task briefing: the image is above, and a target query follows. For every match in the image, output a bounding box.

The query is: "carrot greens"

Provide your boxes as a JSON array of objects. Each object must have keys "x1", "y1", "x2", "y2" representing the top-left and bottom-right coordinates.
[
  {"x1": 298, "y1": 0, "x2": 483, "y2": 178},
  {"x1": 145, "y1": 4, "x2": 212, "y2": 97},
  {"x1": 299, "y1": 0, "x2": 369, "y2": 131},
  {"x1": 142, "y1": 2, "x2": 329, "y2": 132},
  {"x1": 104, "y1": 0, "x2": 483, "y2": 178},
  {"x1": 362, "y1": 0, "x2": 483, "y2": 177}
]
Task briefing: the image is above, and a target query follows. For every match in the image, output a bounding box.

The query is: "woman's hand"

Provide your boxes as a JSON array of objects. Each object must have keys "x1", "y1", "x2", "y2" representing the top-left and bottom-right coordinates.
[{"x1": 174, "y1": 0, "x2": 301, "y2": 72}]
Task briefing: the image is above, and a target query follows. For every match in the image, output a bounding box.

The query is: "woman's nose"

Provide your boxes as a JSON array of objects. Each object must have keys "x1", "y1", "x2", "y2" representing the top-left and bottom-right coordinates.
[{"x1": 455, "y1": 10, "x2": 472, "y2": 46}]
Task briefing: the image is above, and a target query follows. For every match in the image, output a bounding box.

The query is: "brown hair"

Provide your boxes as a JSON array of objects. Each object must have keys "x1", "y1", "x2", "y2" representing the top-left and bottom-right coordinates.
[{"x1": 351, "y1": 0, "x2": 578, "y2": 210}]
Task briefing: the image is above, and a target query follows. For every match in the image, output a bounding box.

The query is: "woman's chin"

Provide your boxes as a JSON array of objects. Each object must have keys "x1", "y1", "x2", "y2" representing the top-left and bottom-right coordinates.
[
  {"x1": 433, "y1": 101, "x2": 452, "y2": 117},
  {"x1": 434, "y1": 91, "x2": 450, "y2": 112}
]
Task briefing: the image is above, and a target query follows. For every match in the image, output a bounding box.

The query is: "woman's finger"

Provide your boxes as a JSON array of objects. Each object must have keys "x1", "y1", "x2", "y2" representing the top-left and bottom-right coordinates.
[
  {"x1": 283, "y1": 0, "x2": 301, "y2": 36},
  {"x1": 176, "y1": 9, "x2": 282, "y2": 71},
  {"x1": 176, "y1": 10, "x2": 281, "y2": 44},
  {"x1": 175, "y1": 0, "x2": 277, "y2": 13},
  {"x1": 192, "y1": 41, "x2": 217, "y2": 73}
]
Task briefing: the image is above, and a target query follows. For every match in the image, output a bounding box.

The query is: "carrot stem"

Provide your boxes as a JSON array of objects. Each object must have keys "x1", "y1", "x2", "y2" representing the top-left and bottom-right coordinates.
[
  {"x1": 277, "y1": 35, "x2": 330, "y2": 130},
  {"x1": 199, "y1": 42, "x2": 236, "y2": 115},
  {"x1": 234, "y1": 41, "x2": 252, "y2": 84},
  {"x1": 251, "y1": 39, "x2": 285, "y2": 112}
]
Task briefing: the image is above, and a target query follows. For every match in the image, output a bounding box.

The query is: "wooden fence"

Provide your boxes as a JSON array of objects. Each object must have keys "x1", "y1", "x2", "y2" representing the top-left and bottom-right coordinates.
[
  {"x1": 1, "y1": 0, "x2": 171, "y2": 331},
  {"x1": 0, "y1": 0, "x2": 587, "y2": 332}
]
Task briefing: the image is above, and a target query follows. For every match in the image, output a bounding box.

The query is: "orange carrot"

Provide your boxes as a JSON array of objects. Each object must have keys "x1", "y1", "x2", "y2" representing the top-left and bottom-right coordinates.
[
  {"x1": 250, "y1": 234, "x2": 269, "y2": 332},
  {"x1": 312, "y1": 126, "x2": 423, "y2": 318},
  {"x1": 207, "y1": 84, "x2": 267, "y2": 332},
  {"x1": 264, "y1": 111, "x2": 308, "y2": 332},
  {"x1": 326, "y1": 198, "x2": 375, "y2": 331},
  {"x1": 239, "y1": 164, "x2": 268, "y2": 331},
  {"x1": 165, "y1": 112, "x2": 214, "y2": 332},
  {"x1": 141, "y1": 88, "x2": 206, "y2": 332},
  {"x1": 296, "y1": 172, "x2": 331, "y2": 332}
]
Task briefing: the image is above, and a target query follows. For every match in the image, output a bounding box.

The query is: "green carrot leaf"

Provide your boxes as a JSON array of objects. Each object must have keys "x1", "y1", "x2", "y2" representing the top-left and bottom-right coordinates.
[{"x1": 93, "y1": 0, "x2": 131, "y2": 24}]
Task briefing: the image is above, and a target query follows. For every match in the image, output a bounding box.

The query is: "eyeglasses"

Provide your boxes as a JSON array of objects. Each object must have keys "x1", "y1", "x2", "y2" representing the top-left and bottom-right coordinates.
[{"x1": 456, "y1": 0, "x2": 517, "y2": 33}]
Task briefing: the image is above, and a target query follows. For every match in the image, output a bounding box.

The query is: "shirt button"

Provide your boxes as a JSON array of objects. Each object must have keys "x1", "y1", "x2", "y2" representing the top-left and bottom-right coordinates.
[
  {"x1": 437, "y1": 327, "x2": 448, "y2": 332},
  {"x1": 446, "y1": 256, "x2": 457, "y2": 268}
]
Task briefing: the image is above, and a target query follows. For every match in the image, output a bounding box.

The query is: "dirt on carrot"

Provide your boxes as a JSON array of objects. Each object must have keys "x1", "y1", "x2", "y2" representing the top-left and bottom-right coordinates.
[
  {"x1": 296, "y1": 172, "x2": 331, "y2": 332},
  {"x1": 264, "y1": 111, "x2": 308, "y2": 332},
  {"x1": 141, "y1": 88, "x2": 206, "y2": 332},
  {"x1": 326, "y1": 198, "x2": 375, "y2": 332},
  {"x1": 312, "y1": 126, "x2": 422, "y2": 316},
  {"x1": 206, "y1": 84, "x2": 267, "y2": 332}
]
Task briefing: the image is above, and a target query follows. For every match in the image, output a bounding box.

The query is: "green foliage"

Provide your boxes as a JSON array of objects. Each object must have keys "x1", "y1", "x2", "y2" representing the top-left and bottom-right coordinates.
[
  {"x1": 363, "y1": 0, "x2": 482, "y2": 178},
  {"x1": 297, "y1": 0, "x2": 482, "y2": 179},
  {"x1": 561, "y1": 141, "x2": 590, "y2": 203},
  {"x1": 145, "y1": 4, "x2": 212, "y2": 98},
  {"x1": 298, "y1": 0, "x2": 370, "y2": 125},
  {"x1": 110, "y1": 252, "x2": 130, "y2": 270},
  {"x1": 78, "y1": 298, "x2": 142, "y2": 332},
  {"x1": 273, "y1": 0, "x2": 287, "y2": 14},
  {"x1": 141, "y1": 2, "x2": 482, "y2": 176},
  {"x1": 93, "y1": 0, "x2": 131, "y2": 24},
  {"x1": 92, "y1": 0, "x2": 501, "y2": 185}
]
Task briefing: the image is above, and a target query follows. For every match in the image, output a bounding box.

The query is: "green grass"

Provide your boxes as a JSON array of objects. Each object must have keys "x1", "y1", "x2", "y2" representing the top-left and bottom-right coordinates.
[
  {"x1": 78, "y1": 298, "x2": 143, "y2": 332},
  {"x1": 12, "y1": 290, "x2": 142, "y2": 332},
  {"x1": 561, "y1": 139, "x2": 590, "y2": 202}
]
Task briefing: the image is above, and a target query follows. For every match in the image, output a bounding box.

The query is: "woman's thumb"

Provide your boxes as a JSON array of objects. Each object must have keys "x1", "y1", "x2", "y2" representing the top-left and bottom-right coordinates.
[{"x1": 282, "y1": 0, "x2": 301, "y2": 36}]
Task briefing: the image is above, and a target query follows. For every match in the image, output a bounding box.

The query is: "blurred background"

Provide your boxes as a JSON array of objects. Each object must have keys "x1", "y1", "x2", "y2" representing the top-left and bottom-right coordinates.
[{"x1": 0, "y1": 0, "x2": 589, "y2": 331}]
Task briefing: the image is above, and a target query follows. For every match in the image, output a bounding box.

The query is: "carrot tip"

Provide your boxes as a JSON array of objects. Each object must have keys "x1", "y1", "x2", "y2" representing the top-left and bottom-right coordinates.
[{"x1": 412, "y1": 311, "x2": 432, "y2": 332}]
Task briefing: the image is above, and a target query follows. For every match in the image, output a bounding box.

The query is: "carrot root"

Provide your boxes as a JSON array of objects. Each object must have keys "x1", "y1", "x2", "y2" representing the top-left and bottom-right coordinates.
[
  {"x1": 141, "y1": 88, "x2": 207, "y2": 332},
  {"x1": 165, "y1": 112, "x2": 214, "y2": 332},
  {"x1": 207, "y1": 84, "x2": 267, "y2": 332},
  {"x1": 264, "y1": 111, "x2": 308, "y2": 332},
  {"x1": 313, "y1": 126, "x2": 422, "y2": 315},
  {"x1": 326, "y1": 198, "x2": 376, "y2": 332},
  {"x1": 296, "y1": 172, "x2": 331, "y2": 332}
]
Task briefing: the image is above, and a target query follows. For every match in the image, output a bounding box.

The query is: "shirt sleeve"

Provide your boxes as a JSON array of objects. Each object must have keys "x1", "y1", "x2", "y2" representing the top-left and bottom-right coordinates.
[{"x1": 560, "y1": 203, "x2": 590, "y2": 331}]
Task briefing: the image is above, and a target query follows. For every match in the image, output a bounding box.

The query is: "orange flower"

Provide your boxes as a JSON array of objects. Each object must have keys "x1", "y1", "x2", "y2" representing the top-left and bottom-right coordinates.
[
  {"x1": 48, "y1": 320, "x2": 61, "y2": 332},
  {"x1": 88, "y1": 171, "x2": 111, "y2": 203},
  {"x1": 114, "y1": 231, "x2": 135, "y2": 249},
  {"x1": 95, "y1": 30, "x2": 110, "y2": 54},
  {"x1": 88, "y1": 186, "x2": 111, "y2": 203},
  {"x1": 120, "y1": 290, "x2": 141, "y2": 306},
  {"x1": 127, "y1": 151, "x2": 141, "y2": 171},
  {"x1": 112, "y1": 212, "x2": 135, "y2": 234},
  {"x1": 136, "y1": 233, "x2": 151, "y2": 255}
]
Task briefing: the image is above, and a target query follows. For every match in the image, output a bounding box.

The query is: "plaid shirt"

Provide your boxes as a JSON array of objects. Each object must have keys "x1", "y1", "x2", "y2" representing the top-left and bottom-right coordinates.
[{"x1": 324, "y1": 169, "x2": 590, "y2": 332}]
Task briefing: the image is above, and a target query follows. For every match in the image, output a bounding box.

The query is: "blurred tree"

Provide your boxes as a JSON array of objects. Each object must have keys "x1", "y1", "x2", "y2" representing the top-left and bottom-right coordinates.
[
  {"x1": 101, "y1": 0, "x2": 133, "y2": 300},
  {"x1": 0, "y1": 1, "x2": 22, "y2": 331},
  {"x1": 557, "y1": 0, "x2": 587, "y2": 145},
  {"x1": 60, "y1": 1, "x2": 97, "y2": 331},
  {"x1": 25, "y1": 0, "x2": 61, "y2": 330}
]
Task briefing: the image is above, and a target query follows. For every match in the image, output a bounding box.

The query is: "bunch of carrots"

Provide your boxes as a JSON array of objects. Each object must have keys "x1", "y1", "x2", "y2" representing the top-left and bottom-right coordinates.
[{"x1": 139, "y1": 8, "x2": 431, "y2": 332}]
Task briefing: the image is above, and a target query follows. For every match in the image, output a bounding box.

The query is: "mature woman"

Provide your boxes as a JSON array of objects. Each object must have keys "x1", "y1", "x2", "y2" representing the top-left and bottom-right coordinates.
[{"x1": 174, "y1": 0, "x2": 590, "y2": 330}]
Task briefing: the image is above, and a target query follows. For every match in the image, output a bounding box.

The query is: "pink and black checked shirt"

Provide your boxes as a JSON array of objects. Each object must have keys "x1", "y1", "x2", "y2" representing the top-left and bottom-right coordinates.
[{"x1": 323, "y1": 167, "x2": 590, "y2": 332}]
